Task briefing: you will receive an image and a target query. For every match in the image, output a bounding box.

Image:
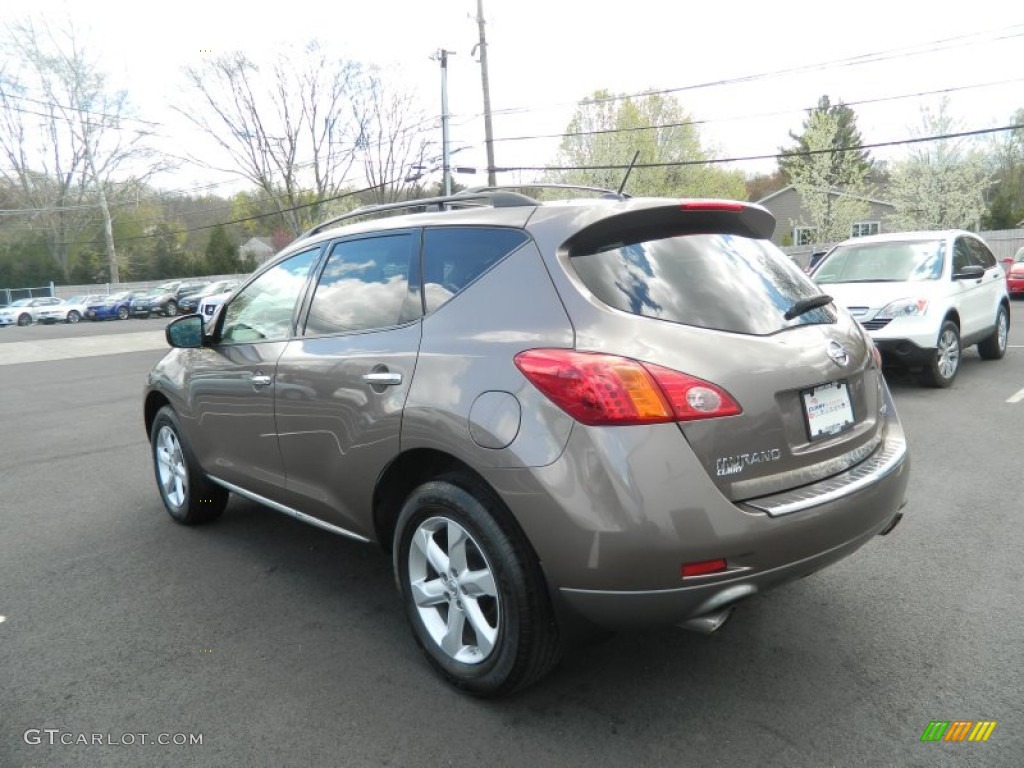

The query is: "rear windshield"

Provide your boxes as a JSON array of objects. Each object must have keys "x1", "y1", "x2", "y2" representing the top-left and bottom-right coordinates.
[
  {"x1": 814, "y1": 239, "x2": 943, "y2": 284},
  {"x1": 570, "y1": 233, "x2": 835, "y2": 335}
]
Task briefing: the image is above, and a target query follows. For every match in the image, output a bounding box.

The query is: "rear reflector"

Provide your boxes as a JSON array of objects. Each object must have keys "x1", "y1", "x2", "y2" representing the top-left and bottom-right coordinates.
[
  {"x1": 682, "y1": 559, "x2": 728, "y2": 578},
  {"x1": 514, "y1": 349, "x2": 741, "y2": 426}
]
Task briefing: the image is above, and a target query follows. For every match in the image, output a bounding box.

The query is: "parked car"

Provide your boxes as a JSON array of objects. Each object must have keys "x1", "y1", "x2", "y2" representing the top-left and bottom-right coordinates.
[
  {"x1": 812, "y1": 230, "x2": 1009, "y2": 387},
  {"x1": 177, "y1": 280, "x2": 240, "y2": 315},
  {"x1": 130, "y1": 281, "x2": 208, "y2": 318},
  {"x1": 1007, "y1": 247, "x2": 1024, "y2": 298},
  {"x1": 0, "y1": 296, "x2": 63, "y2": 327},
  {"x1": 86, "y1": 292, "x2": 134, "y2": 321},
  {"x1": 36, "y1": 295, "x2": 103, "y2": 324},
  {"x1": 197, "y1": 287, "x2": 237, "y2": 327},
  {"x1": 145, "y1": 189, "x2": 910, "y2": 696}
]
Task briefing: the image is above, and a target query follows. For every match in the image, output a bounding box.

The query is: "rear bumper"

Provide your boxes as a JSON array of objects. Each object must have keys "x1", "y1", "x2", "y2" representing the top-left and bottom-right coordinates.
[{"x1": 483, "y1": 385, "x2": 910, "y2": 631}]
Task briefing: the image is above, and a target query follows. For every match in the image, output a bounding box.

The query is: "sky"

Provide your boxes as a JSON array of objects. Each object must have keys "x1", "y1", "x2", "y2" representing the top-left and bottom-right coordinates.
[{"x1": 4, "y1": 0, "x2": 1024, "y2": 197}]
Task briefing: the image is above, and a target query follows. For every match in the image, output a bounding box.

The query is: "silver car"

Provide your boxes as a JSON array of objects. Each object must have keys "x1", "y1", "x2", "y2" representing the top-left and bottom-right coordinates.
[{"x1": 144, "y1": 189, "x2": 910, "y2": 695}]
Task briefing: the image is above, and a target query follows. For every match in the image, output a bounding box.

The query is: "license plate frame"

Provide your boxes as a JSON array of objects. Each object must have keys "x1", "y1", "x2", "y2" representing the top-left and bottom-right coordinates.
[{"x1": 801, "y1": 380, "x2": 855, "y2": 441}]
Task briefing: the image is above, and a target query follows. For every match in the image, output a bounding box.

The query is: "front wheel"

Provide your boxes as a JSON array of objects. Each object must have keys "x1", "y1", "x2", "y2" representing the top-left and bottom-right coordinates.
[
  {"x1": 17, "y1": 313, "x2": 31, "y2": 326},
  {"x1": 165, "y1": 301, "x2": 178, "y2": 317},
  {"x1": 922, "y1": 321, "x2": 961, "y2": 388},
  {"x1": 150, "y1": 406, "x2": 227, "y2": 525},
  {"x1": 116, "y1": 306, "x2": 129, "y2": 320},
  {"x1": 977, "y1": 305, "x2": 1009, "y2": 360},
  {"x1": 393, "y1": 479, "x2": 561, "y2": 697},
  {"x1": 67, "y1": 310, "x2": 81, "y2": 324}
]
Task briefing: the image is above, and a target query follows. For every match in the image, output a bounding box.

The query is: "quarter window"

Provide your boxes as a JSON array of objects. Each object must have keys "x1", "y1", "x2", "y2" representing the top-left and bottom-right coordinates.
[
  {"x1": 304, "y1": 233, "x2": 419, "y2": 335},
  {"x1": 220, "y1": 248, "x2": 320, "y2": 344},
  {"x1": 422, "y1": 227, "x2": 529, "y2": 312},
  {"x1": 952, "y1": 238, "x2": 973, "y2": 275}
]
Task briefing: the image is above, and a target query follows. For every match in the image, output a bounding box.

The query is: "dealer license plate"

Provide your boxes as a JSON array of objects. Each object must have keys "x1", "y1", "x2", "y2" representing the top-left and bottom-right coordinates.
[{"x1": 801, "y1": 381, "x2": 855, "y2": 441}]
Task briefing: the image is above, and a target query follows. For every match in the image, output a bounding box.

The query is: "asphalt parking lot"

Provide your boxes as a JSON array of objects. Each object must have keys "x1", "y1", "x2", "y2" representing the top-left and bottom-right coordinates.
[{"x1": 1, "y1": 310, "x2": 1023, "y2": 767}]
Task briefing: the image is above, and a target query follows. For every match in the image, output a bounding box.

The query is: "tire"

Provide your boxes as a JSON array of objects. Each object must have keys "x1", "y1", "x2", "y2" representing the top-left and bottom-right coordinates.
[
  {"x1": 165, "y1": 301, "x2": 178, "y2": 317},
  {"x1": 393, "y1": 478, "x2": 561, "y2": 697},
  {"x1": 922, "y1": 320, "x2": 961, "y2": 388},
  {"x1": 67, "y1": 310, "x2": 81, "y2": 324},
  {"x1": 17, "y1": 313, "x2": 31, "y2": 326},
  {"x1": 150, "y1": 405, "x2": 228, "y2": 525},
  {"x1": 977, "y1": 305, "x2": 1009, "y2": 360},
  {"x1": 116, "y1": 306, "x2": 129, "y2": 320}
]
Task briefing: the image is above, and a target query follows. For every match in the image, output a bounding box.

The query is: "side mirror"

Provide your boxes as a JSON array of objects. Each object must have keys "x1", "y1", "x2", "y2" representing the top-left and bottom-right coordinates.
[
  {"x1": 953, "y1": 264, "x2": 984, "y2": 280},
  {"x1": 165, "y1": 314, "x2": 204, "y2": 348}
]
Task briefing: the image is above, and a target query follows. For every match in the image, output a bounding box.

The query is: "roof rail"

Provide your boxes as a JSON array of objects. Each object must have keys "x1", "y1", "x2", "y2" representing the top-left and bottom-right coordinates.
[
  {"x1": 463, "y1": 183, "x2": 629, "y2": 200},
  {"x1": 298, "y1": 190, "x2": 540, "y2": 240}
]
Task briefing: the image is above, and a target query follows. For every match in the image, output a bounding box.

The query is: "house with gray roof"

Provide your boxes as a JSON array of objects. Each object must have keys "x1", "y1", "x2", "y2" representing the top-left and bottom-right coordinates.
[{"x1": 756, "y1": 186, "x2": 897, "y2": 247}]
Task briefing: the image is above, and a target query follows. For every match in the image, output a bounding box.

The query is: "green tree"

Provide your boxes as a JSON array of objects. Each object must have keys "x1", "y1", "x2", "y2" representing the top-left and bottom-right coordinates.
[
  {"x1": 982, "y1": 108, "x2": 1024, "y2": 229},
  {"x1": 779, "y1": 96, "x2": 873, "y2": 184},
  {"x1": 204, "y1": 224, "x2": 239, "y2": 274},
  {"x1": 547, "y1": 90, "x2": 746, "y2": 199},
  {"x1": 888, "y1": 98, "x2": 992, "y2": 231},
  {"x1": 785, "y1": 109, "x2": 873, "y2": 243},
  {"x1": 149, "y1": 221, "x2": 188, "y2": 279}
]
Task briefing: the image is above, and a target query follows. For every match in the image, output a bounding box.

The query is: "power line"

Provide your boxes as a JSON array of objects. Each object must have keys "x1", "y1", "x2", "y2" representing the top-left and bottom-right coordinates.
[
  {"x1": 495, "y1": 124, "x2": 1024, "y2": 173},
  {"x1": 477, "y1": 25, "x2": 1024, "y2": 121},
  {"x1": 484, "y1": 77, "x2": 1024, "y2": 145}
]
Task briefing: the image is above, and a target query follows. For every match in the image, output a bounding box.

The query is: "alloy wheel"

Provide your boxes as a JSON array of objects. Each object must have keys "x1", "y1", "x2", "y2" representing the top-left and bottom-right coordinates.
[
  {"x1": 407, "y1": 516, "x2": 500, "y2": 665},
  {"x1": 155, "y1": 425, "x2": 188, "y2": 509}
]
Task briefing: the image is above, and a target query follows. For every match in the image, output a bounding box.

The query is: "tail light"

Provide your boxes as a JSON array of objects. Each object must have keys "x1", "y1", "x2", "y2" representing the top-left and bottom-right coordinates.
[{"x1": 513, "y1": 349, "x2": 741, "y2": 426}]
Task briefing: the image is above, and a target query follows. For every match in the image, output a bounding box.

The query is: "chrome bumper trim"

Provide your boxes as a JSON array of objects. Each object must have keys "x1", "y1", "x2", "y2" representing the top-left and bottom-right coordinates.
[{"x1": 742, "y1": 437, "x2": 907, "y2": 517}]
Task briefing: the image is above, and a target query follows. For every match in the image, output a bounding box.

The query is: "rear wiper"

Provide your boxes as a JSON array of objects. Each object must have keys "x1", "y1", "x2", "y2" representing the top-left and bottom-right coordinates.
[{"x1": 784, "y1": 293, "x2": 833, "y2": 321}]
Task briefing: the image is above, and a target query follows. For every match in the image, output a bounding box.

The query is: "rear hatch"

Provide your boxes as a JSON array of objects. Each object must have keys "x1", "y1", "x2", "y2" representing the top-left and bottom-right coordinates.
[{"x1": 552, "y1": 201, "x2": 887, "y2": 502}]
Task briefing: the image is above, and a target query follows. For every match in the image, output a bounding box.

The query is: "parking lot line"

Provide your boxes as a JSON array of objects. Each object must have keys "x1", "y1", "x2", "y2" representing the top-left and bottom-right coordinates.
[
  {"x1": 0, "y1": 331, "x2": 167, "y2": 366},
  {"x1": 1008, "y1": 388, "x2": 1024, "y2": 404}
]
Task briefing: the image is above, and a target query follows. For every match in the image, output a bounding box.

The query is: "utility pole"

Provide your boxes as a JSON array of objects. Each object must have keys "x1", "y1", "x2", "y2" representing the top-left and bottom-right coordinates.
[
  {"x1": 436, "y1": 49, "x2": 454, "y2": 196},
  {"x1": 475, "y1": 0, "x2": 497, "y2": 187}
]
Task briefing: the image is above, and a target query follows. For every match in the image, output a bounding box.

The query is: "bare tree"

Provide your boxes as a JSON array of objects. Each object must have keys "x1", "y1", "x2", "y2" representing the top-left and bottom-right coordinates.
[
  {"x1": 357, "y1": 71, "x2": 434, "y2": 206},
  {"x1": 1, "y1": 20, "x2": 161, "y2": 283},
  {"x1": 180, "y1": 42, "x2": 369, "y2": 235}
]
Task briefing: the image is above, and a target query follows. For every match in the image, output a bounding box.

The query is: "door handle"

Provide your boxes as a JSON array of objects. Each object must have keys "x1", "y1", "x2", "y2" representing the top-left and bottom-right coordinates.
[
  {"x1": 250, "y1": 373, "x2": 273, "y2": 389},
  {"x1": 361, "y1": 372, "x2": 402, "y2": 386}
]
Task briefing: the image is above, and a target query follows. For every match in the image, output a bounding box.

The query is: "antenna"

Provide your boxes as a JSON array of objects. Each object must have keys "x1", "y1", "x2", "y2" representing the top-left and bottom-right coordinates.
[{"x1": 617, "y1": 150, "x2": 640, "y2": 196}]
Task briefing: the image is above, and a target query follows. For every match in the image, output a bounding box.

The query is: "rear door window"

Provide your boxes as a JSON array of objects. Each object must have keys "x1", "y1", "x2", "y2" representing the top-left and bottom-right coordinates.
[
  {"x1": 570, "y1": 233, "x2": 835, "y2": 335},
  {"x1": 422, "y1": 227, "x2": 529, "y2": 312}
]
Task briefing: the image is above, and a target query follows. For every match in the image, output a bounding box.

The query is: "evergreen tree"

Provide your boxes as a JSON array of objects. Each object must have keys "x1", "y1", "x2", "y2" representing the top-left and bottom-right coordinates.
[
  {"x1": 779, "y1": 96, "x2": 873, "y2": 185},
  {"x1": 204, "y1": 224, "x2": 240, "y2": 274}
]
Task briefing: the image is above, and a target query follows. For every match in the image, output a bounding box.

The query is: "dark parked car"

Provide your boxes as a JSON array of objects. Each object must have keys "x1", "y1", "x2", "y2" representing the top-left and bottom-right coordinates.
[
  {"x1": 131, "y1": 281, "x2": 208, "y2": 318},
  {"x1": 145, "y1": 188, "x2": 910, "y2": 696},
  {"x1": 86, "y1": 292, "x2": 134, "y2": 321}
]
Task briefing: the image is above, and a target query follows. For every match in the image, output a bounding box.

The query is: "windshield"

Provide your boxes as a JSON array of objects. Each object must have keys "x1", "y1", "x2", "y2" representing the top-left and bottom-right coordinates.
[
  {"x1": 10, "y1": 299, "x2": 30, "y2": 306},
  {"x1": 814, "y1": 239, "x2": 944, "y2": 284}
]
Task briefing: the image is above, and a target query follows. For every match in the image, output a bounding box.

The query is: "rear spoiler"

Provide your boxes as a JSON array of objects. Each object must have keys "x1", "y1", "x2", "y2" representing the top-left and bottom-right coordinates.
[{"x1": 564, "y1": 200, "x2": 776, "y2": 256}]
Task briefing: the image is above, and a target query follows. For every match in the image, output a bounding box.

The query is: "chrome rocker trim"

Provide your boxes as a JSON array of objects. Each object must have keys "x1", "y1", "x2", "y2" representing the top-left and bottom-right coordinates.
[{"x1": 209, "y1": 476, "x2": 371, "y2": 543}]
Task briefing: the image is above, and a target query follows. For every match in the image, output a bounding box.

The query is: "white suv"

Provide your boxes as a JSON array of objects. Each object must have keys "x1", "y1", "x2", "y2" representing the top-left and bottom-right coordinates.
[{"x1": 812, "y1": 230, "x2": 1009, "y2": 387}]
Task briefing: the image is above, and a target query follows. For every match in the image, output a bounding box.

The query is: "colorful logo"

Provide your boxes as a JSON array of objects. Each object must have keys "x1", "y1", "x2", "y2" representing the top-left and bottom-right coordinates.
[{"x1": 920, "y1": 721, "x2": 997, "y2": 742}]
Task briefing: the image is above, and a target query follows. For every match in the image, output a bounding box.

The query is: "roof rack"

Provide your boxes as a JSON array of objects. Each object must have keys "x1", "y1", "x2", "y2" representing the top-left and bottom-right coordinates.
[
  {"x1": 463, "y1": 183, "x2": 629, "y2": 200},
  {"x1": 298, "y1": 190, "x2": 540, "y2": 240}
]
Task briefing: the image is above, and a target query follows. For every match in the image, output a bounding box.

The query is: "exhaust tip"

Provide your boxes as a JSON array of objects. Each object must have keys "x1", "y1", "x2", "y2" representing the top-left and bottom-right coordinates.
[
  {"x1": 879, "y1": 511, "x2": 903, "y2": 536},
  {"x1": 678, "y1": 607, "x2": 734, "y2": 635}
]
